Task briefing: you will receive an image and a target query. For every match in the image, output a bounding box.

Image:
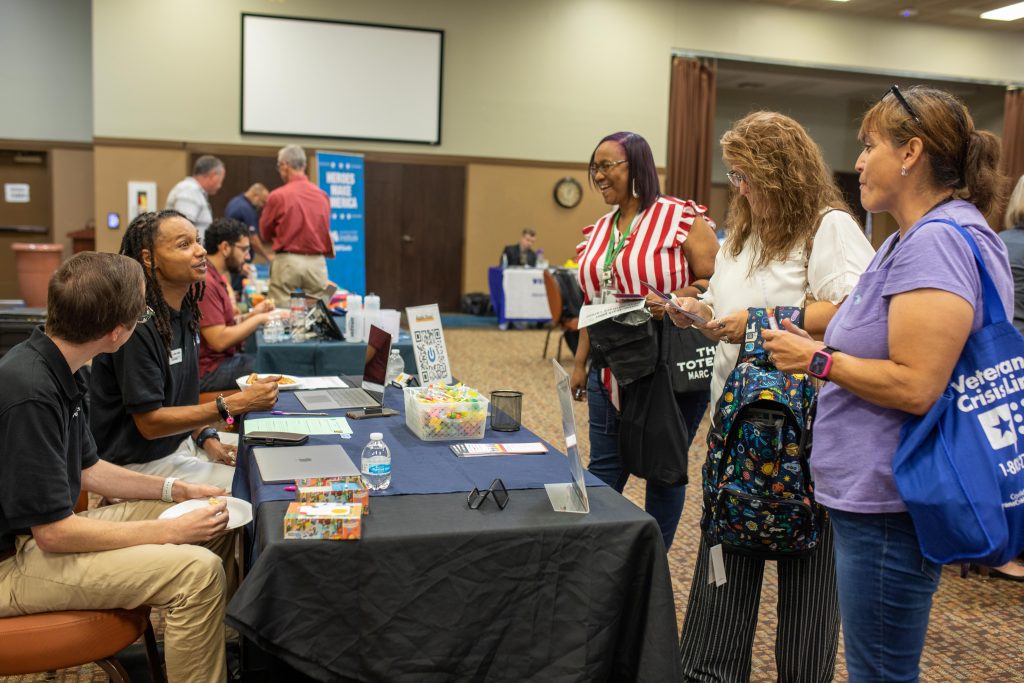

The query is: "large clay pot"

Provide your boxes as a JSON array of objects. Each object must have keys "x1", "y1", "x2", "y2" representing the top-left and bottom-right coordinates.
[{"x1": 11, "y1": 243, "x2": 64, "y2": 307}]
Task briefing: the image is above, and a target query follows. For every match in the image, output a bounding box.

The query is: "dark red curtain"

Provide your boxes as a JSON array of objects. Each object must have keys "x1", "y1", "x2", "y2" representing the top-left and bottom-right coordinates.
[
  {"x1": 1003, "y1": 88, "x2": 1024, "y2": 184},
  {"x1": 666, "y1": 57, "x2": 716, "y2": 205}
]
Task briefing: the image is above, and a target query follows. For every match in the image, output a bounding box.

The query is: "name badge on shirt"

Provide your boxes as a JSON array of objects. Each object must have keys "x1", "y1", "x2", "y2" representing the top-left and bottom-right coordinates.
[{"x1": 169, "y1": 348, "x2": 183, "y2": 365}]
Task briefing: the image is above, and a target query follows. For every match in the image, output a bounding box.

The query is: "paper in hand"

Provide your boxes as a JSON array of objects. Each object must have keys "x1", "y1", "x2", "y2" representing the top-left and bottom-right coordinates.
[{"x1": 640, "y1": 280, "x2": 707, "y2": 326}]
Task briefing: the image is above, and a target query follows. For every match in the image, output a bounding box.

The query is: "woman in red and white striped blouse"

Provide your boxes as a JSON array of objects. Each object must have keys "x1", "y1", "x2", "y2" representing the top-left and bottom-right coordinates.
[{"x1": 570, "y1": 131, "x2": 718, "y2": 550}]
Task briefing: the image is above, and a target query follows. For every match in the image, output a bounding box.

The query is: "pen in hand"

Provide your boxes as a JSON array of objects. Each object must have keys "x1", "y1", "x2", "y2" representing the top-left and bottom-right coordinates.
[{"x1": 271, "y1": 411, "x2": 329, "y2": 416}]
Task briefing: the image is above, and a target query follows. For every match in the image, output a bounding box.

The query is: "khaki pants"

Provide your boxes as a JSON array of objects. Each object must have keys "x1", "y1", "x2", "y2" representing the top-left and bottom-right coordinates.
[
  {"x1": 0, "y1": 500, "x2": 239, "y2": 683},
  {"x1": 269, "y1": 252, "x2": 329, "y2": 307}
]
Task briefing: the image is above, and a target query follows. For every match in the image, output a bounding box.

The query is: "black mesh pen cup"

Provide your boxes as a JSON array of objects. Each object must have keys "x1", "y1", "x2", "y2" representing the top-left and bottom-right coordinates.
[{"x1": 490, "y1": 390, "x2": 523, "y2": 432}]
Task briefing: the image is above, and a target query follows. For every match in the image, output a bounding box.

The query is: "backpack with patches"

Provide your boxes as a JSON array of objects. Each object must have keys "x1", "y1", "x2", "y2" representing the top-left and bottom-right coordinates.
[{"x1": 701, "y1": 306, "x2": 823, "y2": 559}]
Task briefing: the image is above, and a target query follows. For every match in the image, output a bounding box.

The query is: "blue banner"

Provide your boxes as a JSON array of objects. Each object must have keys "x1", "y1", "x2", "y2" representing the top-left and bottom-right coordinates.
[{"x1": 316, "y1": 151, "x2": 365, "y2": 295}]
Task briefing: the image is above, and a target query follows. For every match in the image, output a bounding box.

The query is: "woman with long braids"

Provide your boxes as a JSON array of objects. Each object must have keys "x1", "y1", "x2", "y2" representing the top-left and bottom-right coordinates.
[{"x1": 90, "y1": 210, "x2": 279, "y2": 492}]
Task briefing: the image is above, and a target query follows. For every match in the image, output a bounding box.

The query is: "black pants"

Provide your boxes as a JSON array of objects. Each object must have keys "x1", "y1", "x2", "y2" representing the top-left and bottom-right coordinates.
[{"x1": 679, "y1": 516, "x2": 840, "y2": 683}]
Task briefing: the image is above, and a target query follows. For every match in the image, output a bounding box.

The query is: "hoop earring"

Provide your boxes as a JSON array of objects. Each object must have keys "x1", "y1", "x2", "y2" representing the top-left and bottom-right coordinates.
[
  {"x1": 631, "y1": 179, "x2": 639, "y2": 198},
  {"x1": 901, "y1": 166, "x2": 908, "y2": 177}
]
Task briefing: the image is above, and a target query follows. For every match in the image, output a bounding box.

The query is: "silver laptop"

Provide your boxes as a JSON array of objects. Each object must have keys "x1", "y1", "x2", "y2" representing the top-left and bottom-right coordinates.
[
  {"x1": 295, "y1": 325, "x2": 392, "y2": 411},
  {"x1": 253, "y1": 444, "x2": 360, "y2": 484}
]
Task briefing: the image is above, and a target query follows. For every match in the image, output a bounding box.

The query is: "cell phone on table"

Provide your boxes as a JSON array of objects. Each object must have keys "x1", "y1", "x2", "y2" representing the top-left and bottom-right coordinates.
[{"x1": 640, "y1": 280, "x2": 708, "y2": 326}]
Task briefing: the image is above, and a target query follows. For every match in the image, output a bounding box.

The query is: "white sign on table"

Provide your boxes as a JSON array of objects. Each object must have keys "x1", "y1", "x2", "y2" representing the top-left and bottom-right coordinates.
[
  {"x1": 405, "y1": 303, "x2": 452, "y2": 384},
  {"x1": 502, "y1": 268, "x2": 551, "y2": 320}
]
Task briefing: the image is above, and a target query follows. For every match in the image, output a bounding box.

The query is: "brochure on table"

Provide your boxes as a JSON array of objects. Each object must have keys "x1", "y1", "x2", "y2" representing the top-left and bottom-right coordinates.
[
  {"x1": 406, "y1": 303, "x2": 453, "y2": 384},
  {"x1": 547, "y1": 360, "x2": 589, "y2": 514}
]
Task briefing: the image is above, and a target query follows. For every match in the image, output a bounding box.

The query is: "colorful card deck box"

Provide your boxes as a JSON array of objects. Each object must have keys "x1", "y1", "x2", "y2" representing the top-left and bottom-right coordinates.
[
  {"x1": 284, "y1": 502, "x2": 363, "y2": 540},
  {"x1": 294, "y1": 476, "x2": 369, "y2": 514}
]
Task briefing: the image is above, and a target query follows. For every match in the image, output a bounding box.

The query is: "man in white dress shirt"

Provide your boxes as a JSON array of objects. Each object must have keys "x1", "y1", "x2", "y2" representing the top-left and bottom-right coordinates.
[{"x1": 166, "y1": 155, "x2": 225, "y2": 242}]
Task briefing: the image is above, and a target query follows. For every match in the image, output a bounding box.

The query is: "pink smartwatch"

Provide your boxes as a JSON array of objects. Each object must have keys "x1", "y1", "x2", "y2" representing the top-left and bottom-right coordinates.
[{"x1": 807, "y1": 346, "x2": 837, "y2": 380}]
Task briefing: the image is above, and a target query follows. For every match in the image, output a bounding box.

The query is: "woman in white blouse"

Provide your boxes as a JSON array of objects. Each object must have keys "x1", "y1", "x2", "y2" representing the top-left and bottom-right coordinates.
[{"x1": 669, "y1": 112, "x2": 874, "y2": 682}]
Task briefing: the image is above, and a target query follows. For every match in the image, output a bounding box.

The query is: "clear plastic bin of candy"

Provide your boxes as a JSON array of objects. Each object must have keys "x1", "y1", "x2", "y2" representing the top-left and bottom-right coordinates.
[{"x1": 404, "y1": 383, "x2": 489, "y2": 441}]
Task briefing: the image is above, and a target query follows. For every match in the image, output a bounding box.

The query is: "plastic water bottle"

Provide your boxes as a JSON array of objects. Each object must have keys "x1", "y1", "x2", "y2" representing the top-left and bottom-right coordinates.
[
  {"x1": 363, "y1": 293, "x2": 381, "y2": 342},
  {"x1": 536, "y1": 248, "x2": 548, "y2": 269},
  {"x1": 289, "y1": 289, "x2": 306, "y2": 339},
  {"x1": 263, "y1": 316, "x2": 282, "y2": 344},
  {"x1": 360, "y1": 432, "x2": 391, "y2": 491},
  {"x1": 385, "y1": 348, "x2": 405, "y2": 386},
  {"x1": 345, "y1": 294, "x2": 363, "y2": 342}
]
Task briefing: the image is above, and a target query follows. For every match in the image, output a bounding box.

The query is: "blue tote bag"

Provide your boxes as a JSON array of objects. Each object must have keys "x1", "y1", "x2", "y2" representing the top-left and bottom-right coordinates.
[{"x1": 893, "y1": 219, "x2": 1024, "y2": 566}]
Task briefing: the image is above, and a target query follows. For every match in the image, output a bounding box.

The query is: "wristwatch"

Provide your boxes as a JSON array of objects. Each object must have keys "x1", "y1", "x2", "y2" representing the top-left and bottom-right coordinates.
[
  {"x1": 807, "y1": 346, "x2": 838, "y2": 380},
  {"x1": 195, "y1": 426, "x2": 220, "y2": 450}
]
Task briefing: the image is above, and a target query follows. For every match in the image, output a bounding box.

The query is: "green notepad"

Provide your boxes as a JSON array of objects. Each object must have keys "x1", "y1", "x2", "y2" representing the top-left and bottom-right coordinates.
[{"x1": 245, "y1": 417, "x2": 353, "y2": 436}]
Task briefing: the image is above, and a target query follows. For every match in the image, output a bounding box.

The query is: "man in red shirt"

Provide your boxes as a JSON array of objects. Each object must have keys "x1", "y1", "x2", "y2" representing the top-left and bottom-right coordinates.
[
  {"x1": 260, "y1": 145, "x2": 335, "y2": 307},
  {"x1": 199, "y1": 218, "x2": 277, "y2": 391}
]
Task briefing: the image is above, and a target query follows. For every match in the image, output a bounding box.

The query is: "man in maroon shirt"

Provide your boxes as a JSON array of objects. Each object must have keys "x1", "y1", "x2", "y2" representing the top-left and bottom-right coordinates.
[
  {"x1": 260, "y1": 145, "x2": 335, "y2": 307},
  {"x1": 198, "y1": 218, "x2": 277, "y2": 391}
]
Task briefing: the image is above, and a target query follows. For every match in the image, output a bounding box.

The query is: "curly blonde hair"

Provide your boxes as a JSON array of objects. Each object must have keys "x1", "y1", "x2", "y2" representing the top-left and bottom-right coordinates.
[{"x1": 721, "y1": 111, "x2": 856, "y2": 269}]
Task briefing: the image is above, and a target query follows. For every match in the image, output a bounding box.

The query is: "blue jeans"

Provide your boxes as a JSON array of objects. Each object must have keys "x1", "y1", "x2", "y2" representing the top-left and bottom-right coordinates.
[
  {"x1": 586, "y1": 366, "x2": 709, "y2": 550},
  {"x1": 829, "y1": 509, "x2": 942, "y2": 683}
]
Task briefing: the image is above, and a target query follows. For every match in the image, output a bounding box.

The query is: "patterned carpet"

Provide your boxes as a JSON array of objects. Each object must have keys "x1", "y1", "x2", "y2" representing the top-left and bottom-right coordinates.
[{"x1": 8, "y1": 327, "x2": 1023, "y2": 681}]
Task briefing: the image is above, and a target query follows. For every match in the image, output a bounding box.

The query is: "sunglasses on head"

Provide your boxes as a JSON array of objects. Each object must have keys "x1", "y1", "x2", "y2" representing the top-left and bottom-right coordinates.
[{"x1": 884, "y1": 85, "x2": 922, "y2": 125}]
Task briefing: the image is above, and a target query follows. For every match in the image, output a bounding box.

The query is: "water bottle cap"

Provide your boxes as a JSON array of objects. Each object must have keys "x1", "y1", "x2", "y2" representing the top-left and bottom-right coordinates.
[{"x1": 370, "y1": 432, "x2": 383, "y2": 441}]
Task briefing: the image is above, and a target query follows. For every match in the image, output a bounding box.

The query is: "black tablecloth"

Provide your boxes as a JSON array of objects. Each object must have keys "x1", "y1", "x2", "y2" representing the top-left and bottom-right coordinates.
[{"x1": 227, "y1": 488, "x2": 680, "y2": 682}]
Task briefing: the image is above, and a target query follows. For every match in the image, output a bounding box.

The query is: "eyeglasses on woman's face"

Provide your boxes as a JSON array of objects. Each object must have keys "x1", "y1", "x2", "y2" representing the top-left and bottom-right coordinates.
[
  {"x1": 589, "y1": 159, "x2": 628, "y2": 178},
  {"x1": 726, "y1": 170, "x2": 747, "y2": 187},
  {"x1": 136, "y1": 305, "x2": 155, "y2": 325}
]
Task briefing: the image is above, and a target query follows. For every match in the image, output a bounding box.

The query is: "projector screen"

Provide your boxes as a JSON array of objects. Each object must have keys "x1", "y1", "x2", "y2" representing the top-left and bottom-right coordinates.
[{"x1": 241, "y1": 14, "x2": 443, "y2": 145}]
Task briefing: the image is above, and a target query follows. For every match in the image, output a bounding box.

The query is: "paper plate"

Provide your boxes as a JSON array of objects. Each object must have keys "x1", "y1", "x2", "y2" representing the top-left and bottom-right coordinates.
[
  {"x1": 158, "y1": 496, "x2": 253, "y2": 529},
  {"x1": 236, "y1": 373, "x2": 303, "y2": 391}
]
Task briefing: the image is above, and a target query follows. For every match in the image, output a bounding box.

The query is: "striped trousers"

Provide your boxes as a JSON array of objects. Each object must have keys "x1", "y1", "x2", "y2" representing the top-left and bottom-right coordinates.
[{"x1": 679, "y1": 515, "x2": 840, "y2": 682}]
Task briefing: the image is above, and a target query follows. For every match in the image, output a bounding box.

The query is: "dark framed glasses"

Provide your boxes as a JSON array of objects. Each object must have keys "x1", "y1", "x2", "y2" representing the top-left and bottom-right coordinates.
[
  {"x1": 467, "y1": 478, "x2": 509, "y2": 510},
  {"x1": 884, "y1": 85, "x2": 922, "y2": 125},
  {"x1": 136, "y1": 305, "x2": 155, "y2": 325}
]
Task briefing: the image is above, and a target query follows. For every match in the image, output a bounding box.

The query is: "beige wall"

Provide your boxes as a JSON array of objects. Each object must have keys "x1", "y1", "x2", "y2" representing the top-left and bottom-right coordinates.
[
  {"x1": 92, "y1": 0, "x2": 1024, "y2": 165},
  {"x1": 93, "y1": 146, "x2": 188, "y2": 253},
  {"x1": 51, "y1": 148, "x2": 95, "y2": 255}
]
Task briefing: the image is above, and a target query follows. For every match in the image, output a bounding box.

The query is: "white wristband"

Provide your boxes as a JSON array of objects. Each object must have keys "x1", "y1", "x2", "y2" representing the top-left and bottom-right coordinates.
[{"x1": 161, "y1": 477, "x2": 178, "y2": 503}]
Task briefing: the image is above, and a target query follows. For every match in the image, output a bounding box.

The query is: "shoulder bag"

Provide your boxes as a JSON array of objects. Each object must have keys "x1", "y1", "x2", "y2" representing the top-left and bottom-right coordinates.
[{"x1": 893, "y1": 218, "x2": 1024, "y2": 565}]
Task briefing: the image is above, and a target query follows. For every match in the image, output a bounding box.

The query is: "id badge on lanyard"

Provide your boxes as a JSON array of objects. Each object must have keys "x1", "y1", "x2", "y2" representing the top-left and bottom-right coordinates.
[{"x1": 599, "y1": 269, "x2": 618, "y2": 304}]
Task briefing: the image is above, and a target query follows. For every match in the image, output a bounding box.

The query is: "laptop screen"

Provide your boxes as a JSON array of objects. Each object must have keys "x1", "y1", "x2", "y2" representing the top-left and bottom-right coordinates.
[{"x1": 362, "y1": 324, "x2": 392, "y2": 395}]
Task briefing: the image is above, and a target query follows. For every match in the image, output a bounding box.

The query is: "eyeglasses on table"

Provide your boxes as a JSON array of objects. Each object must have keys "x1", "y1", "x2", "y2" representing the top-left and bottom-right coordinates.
[{"x1": 467, "y1": 478, "x2": 510, "y2": 510}]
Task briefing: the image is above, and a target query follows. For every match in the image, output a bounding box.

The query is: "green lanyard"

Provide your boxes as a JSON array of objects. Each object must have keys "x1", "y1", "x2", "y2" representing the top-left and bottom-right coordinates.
[{"x1": 603, "y1": 209, "x2": 642, "y2": 275}]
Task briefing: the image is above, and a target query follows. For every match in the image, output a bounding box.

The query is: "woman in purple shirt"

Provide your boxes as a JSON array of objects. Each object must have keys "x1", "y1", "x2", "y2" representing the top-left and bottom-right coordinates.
[{"x1": 764, "y1": 86, "x2": 1011, "y2": 681}]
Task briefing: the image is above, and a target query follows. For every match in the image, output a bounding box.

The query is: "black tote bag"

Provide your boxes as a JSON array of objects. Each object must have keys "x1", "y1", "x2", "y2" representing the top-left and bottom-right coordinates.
[
  {"x1": 665, "y1": 325, "x2": 716, "y2": 394},
  {"x1": 617, "y1": 322, "x2": 690, "y2": 487}
]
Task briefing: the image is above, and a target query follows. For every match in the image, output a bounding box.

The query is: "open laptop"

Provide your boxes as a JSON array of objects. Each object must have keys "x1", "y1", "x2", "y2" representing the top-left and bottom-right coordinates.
[
  {"x1": 253, "y1": 444, "x2": 360, "y2": 484},
  {"x1": 295, "y1": 325, "x2": 392, "y2": 411}
]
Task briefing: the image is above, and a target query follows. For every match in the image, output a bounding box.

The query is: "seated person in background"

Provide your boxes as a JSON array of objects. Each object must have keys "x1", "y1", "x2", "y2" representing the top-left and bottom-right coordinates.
[
  {"x1": 90, "y1": 210, "x2": 279, "y2": 493},
  {"x1": 224, "y1": 182, "x2": 271, "y2": 293},
  {"x1": 501, "y1": 228, "x2": 538, "y2": 267},
  {"x1": 199, "y1": 217, "x2": 277, "y2": 392},
  {"x1": 0, "y1": 252, "x2": 237, "y2": 683}
]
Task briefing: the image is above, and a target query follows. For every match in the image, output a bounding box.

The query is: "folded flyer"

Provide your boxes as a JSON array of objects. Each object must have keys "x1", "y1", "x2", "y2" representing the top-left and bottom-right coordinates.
[{"x1": 450, "y1": 442, "x2": 548, "y2": 457}]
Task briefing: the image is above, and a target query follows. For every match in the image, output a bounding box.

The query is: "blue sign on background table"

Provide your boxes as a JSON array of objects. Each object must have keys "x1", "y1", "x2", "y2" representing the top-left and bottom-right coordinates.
[{"x1": 316, "y1": 150, "x2": 365, "y2": 295}]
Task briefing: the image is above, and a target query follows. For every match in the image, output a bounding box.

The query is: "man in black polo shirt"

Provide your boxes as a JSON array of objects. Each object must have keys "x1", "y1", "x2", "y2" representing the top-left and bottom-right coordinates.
[
  {"x1": 0, "y1": 252, "x2": 236, "y2": 683},
  {"x1": 90, "y1": 210, "x2": 279, "y2": 492}
]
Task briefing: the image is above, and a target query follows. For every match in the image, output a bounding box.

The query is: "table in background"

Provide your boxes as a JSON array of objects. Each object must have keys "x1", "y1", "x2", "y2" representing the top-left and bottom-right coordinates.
[
  {"x1": 488, "y1": 266, "x2": 552, "y2": 326},
  {"x1": 227, "y1": 389, "x2": 680, "y2": 682},
  {"x1": 251, "y1": 330, "x2": 415, "y2": 377}
]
